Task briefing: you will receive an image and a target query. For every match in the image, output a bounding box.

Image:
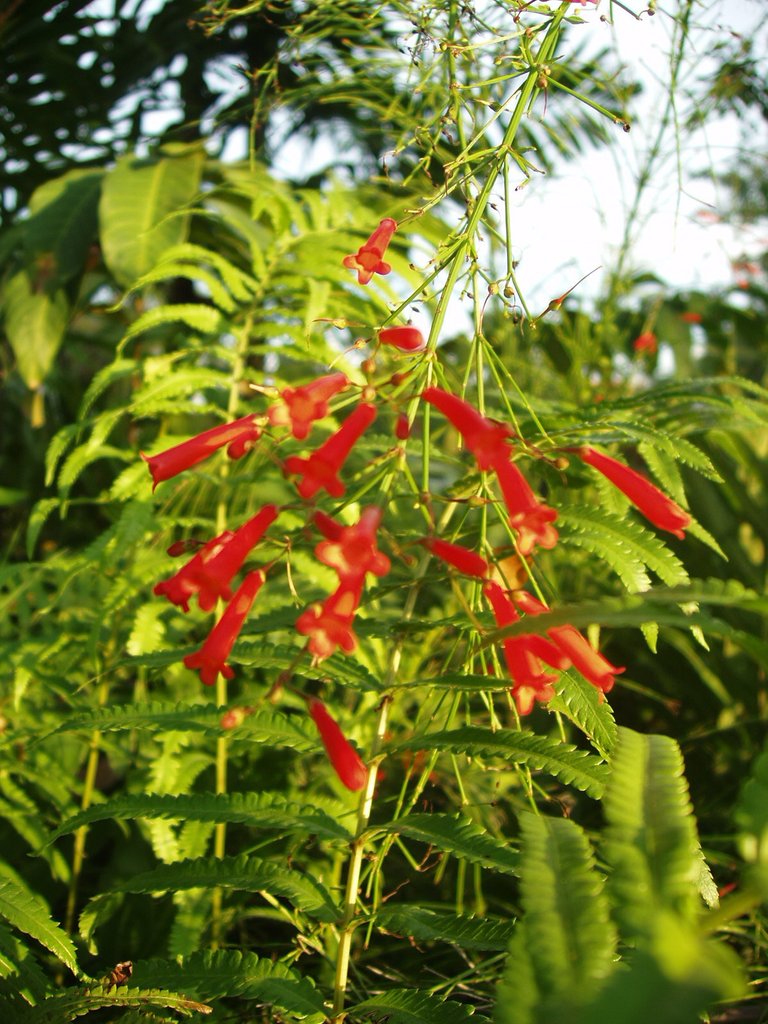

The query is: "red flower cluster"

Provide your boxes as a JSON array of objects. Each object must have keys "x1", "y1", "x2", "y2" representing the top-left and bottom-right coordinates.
[
  {"x1": 416, "y1": 383, "x2": 691, "y2": 712},
  {"x1": 296, "y1": 506, "x2": 390, "y2": 660},
  {"x1": 139, "y1": 216, "x2": 697, "y2": 763},
  {"x1": 633, "y1": 331, "x2": 657, "y2": 355}
]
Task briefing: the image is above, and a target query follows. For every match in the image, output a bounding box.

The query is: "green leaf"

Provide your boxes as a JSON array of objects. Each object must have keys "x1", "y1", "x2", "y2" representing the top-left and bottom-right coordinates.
[
  {"x1": 390, "y1": 727, "x2": 608, "y2": 798},
  {"x1": 601, "y1": 728, "x2": 702, "y2": 938},
  {"x1": 351, "y1": 989, "x2": 484, "y2": 1024},
  {"x1": 14, "y1": 986, "x2": 212, "y2": 1022},
  {"x1": 85, "y1": 854, "x2": 339, "y2": 922},
  {"x1": 0, "y1": 880, "x2": 78, "y2": 976},
  {"x1": 573, "y1": 911, "x2": 744, "y2": 1024},
  {"x1": 496, "y1": 813, "x2": 616, "y2": 1024},
  {"x1": 1, "y1": 271, "x2": 69, "y2": 388},
  {"x1": 120, "y1": 304, "x2": 222, "y2": 350},
  {"x1": 548, "y1": 673, "x2": 617, "y2": 758},
  {"x1": 380, "y1": 813, "x2": 519, "y2": 875},
  {"x1": 130, "y1": 949, "x2": 326, "y2": 1016},
  {"x1": 24, "y1": 170, "x2": 102, "y2": 282},
  {"x1": 735, "y1": 739, "x2": 768, "y2": 863},
  {"x1": 47, "y1": 791, "x2": 352, "y2": 845},
  {"x1": 558, "y1": 505, "x2": 689, "y2": 591},
  {"x1": 99, "y1": 148, "x2": 204, "y2": 287},
  {"x1": 374, "y1": 906, "x2": 515, "y2": 950}
]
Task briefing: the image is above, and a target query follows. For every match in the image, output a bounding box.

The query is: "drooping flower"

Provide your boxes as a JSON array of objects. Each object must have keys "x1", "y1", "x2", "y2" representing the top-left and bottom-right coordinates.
[
  {"x1": 633, "y1": 331, "x2": 657, "y2": 355},
  {"x1": 680, "y1": 312, "x2": 702, "y2": 324},
  {"x1": 141, "y1": 414, "x2": 262, "y2": 490},
  {"x1": 378, "y1": 326, "x2": 426, "y2": 352},
  {"x1": 426, "y1": 537, "x2": 490, "y2": 579},
  {"x1": 422, "y1": 386, "x2": 513, "y2": 470},
  {"x1": 284, "y1": 402, "x2": 377, "y2": 499},
  {"x1": 308, "y1": 697, "x2": 367, "y2": 791},
  {"x1": 295, "y1": 582, "x2": 363, "y2": 660},
  {"x1": 343, "y1": 217, "x2": 397, "y2": 285},
  {"x1": 267, "y1": 373, "x2": 349, "y2": 440},
  {"x1": 513, "y1": 590, "x2": 624, "y2": 695},
  {"x1": 484, "y1": 581, "x2": 565, "y2": 715},
  {"x1": 578, "y1": 445, "x2": 691, "y2": 539},
  {"x1": 183, "y1": 570, "x2": 264, "y2": 686},
  {"x1": 395, "y1": 413, "x2": 411, "y2": 440},
  {"x1": 154, "y1": 505, "x2": 278, "y2": 612},
  {"x1": 492, "y1": 456, "x2": 559, "y2": 556},
  {"x1": 315, "y1": 506, "x2": 390, "y2": 586}
]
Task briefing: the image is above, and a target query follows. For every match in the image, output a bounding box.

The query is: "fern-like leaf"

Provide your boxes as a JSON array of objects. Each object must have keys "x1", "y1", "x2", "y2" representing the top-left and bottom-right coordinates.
[
  {"x1": 0, "y1": 880, "x2": 78, "y2": 976},
  {"x1": 390, "y1": 728, "x2": 608, "y2": 798},
  {"x1": 380, "y1": 813, "x2": 518, "y2": 875},
  {"x1": 129, "y1": 949, "x2": 327, "y2": 1016},
  {"x1": 601, "y1": 727, "x2": 702, "y2": 939},
  {"x1": 14, "y1": 985, "x2": 211, "y2": 1022},
  {"x1": 47, "y1": 792, "x2": 352, "y2": 845},
  {"x1": 83, "y1": 854, "x2": 339, "y2": 923},
  {"x1": 495, "y1": 813, "x2": 616, "y2": 1024},
  {"x1": 375, "y1": 906, "x2": 515, "y2": 950},
  {"x1": 351, "y1": 988, "x2": 485, "y2": 1024}
]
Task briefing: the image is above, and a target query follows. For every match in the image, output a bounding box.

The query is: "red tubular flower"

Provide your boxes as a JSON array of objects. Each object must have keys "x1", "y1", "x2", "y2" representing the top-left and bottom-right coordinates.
[
  {"x1": 422, "y1": 386, "x2": 513, "y2": 470},
  {"x1": 378, "y1": 326, "x2": 426, "y2": 352},
  {"x1": 492, "y1": 456, "x2": 558, "y2": 556},
  {"x1": 267, "y1": 372, "x2": 349, "y2": 440},
  {"x1": 295, "y1": 582, "x2": 363, "y2": 660},
  {"x1": 513, "y1": 590, "x2": 624, "y2": 695},
  {"x1": 141, "y1": 414, "x2": 262, "y2": 490},
  {"x1": 680, "y1": 312, "x2": 702, "y2": 324},
  {"x1": 426, "y1": 538, "x2": 490, "y2": 579},
  {"x1": 284, "y1": 402, "x2": 376, "y2": 499},
  {"x1": 183, "y1": 570, "x2": 264, "y2": 686},
  {"x1": 154, "y1": 505, "x2": 278, "y2": 612},
  {"x1": 578, "y1": 445, "x2": 691, "y2": 540},
  {"x1": 315, "y1": 506, "x2": 390, "y2": 586},
  {"x1": 308, "y1": 697, "x2": 367, "y2": 791},
  {"x1": 484, "y1": 581, "x2": 560, "y2": 715},
  {"x1": 633, "y1": 332, "x2": 657, "y2": 355},
  {"x1": 343, "y1": 217, "x2": 397, "y2": 285},
  {"x1": 395, "y1": 413, "x2": 411, "y2": 440}
]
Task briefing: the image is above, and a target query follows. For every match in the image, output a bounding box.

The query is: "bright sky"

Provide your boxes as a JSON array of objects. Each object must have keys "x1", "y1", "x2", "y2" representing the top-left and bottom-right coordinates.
[
  {"x1": 261, "y1": 1, "x2": 768, "y2": 310},
  {"x1": 74, "y1": 0, "x2": 766, "y2": 314}
]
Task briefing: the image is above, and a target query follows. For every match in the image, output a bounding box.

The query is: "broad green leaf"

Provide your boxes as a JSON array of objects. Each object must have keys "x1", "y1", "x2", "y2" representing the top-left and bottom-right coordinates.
[
  {"x1": 602, "y1": 728, "x2": 702, "y2": 938},
  {"x1": 25, "y1": 170, "x2": 102, "y2": 282},
  {"x1": 47, "y1": 791, "x2": 353, "y2": 844},
  {"x1": 100, "y1": 147, "x2": 204, "y2": 286},
  {"x1": 391, "y1": 727, "x2": 608, "y2": 798},
  {"x1": 0, "y1": 880, "x2": 78, "y2": 976},
  {"x1": 380, "y1": 813, "x2": 519, "y2": 874},
  {"x1": 1, "y1": 270, "x2": 69, "y2": 388}
]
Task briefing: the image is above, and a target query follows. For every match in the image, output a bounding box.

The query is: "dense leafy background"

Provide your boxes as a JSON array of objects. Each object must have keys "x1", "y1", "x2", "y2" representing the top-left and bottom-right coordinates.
[{"x1": 1, "y1": 1, "x2": 767, "y2": 1022}]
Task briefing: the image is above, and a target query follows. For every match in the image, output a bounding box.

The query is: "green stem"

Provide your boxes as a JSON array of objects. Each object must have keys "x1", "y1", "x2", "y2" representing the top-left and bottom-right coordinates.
[{"x1": 211, "y1": 312, "x2": 253, "y2": 948}]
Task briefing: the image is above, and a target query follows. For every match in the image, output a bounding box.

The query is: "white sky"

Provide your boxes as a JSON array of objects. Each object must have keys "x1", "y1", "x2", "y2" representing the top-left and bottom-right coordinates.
[
  {"x1": 72, "y1": 0, "x2": 767, "y2": 313},
  {"x1": 260, "y1": 1, "x2": 767, "y2": 310}
]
